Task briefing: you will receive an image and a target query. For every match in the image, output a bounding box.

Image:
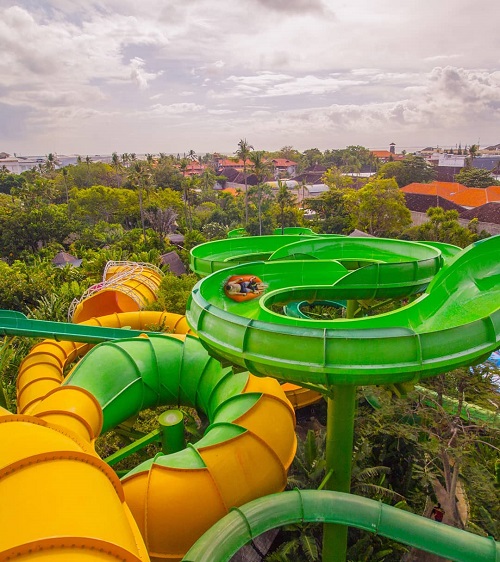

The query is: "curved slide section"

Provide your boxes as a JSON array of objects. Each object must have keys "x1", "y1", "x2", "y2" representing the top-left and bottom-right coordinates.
[
  {"x1": 183, "y1": 490, "x2": 500, "y2": 562},
  {"x1": 0, "y1": 404, "x2": 149, "y2": 561},
  {"x1": 190, "y1": 234, "x2": 321, "y2": 276},
  {"x1": 13, "y1": 311, "x2": 191, "y2": 415},
  {"x1": 59, "y1": 334, "x2": 296, "y2": 561},
  {"x1": 71, "y1": 261, "x2": 164, "y2": 323},
  {"x1": 187, "y1": 237, "x2": 500, "y2": 386}
]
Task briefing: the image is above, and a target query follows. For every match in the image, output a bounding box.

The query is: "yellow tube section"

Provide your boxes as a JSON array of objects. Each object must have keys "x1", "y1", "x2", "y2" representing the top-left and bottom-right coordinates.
[
  {"x1": 123, "y1": 378, "x2": 296, "y2": 561},
  {"x1": 72, "y1": 262, "x2": 164, "y2": 323},
  {"x1": 0, "y1": 408, "x2": 149, "y2": 561},
  {"x1": 17, "y1": 311, "x2": 191, "y2": 415},
  {"x1": 282, "y1": 383, "x2": 323, "y2": 409}
]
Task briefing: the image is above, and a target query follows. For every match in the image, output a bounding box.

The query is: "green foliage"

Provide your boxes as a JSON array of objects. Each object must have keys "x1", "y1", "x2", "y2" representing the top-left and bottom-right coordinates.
[
  {"x1": 0, "y1": 198, "x2": 74, "y2": 260},
  {"x1": 346, "y1": 178, "x2": 411, "y2": 237},
  {"x1": 305, "y1": 188, "x2": 354, "y2": 234},
  {"x1": 403, "y1": 207, "x2": 479, "y2": 247},
  {"x1": 377, "y1": 155, "x2": 436, "y2": 187},
  {"x1": 0, "y1": 338, "x2": 15, "y2": 410},
  {"x1": 0, "y1": 260, "x2": 57, "y2": 311},
  {"x1": 202, "y1": 222, "x2": 227, "y2": 240},
  {"x1": 69, "y1": 185, "x2": 138, "y2": 226},
  {"x1": 66, "y1": 161, "x2": 116, "y2": 189},
  {"x1": 0, "y1": 171, "x2": 25, "y2": 195},
  {"x1": 150, "y1": 272, "x2": 199, "y2": 315},
  {"x1": 455, "y1": 167, "x2": 499, "y2": 187},
  {"x1": 322, "y1": 166, "x2": 354, "y2": 190},
  {"x1": 324, "y1": 145, "x2": 378, "y2": 172},
  {"x1": 274, "y1": 181, "x2": 298, "y2": 234}
]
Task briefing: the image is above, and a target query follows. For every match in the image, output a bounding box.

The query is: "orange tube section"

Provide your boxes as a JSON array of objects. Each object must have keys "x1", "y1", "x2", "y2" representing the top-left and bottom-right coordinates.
[{"x1": 72, "y1": 262, "x2": 164, "y2": 323}]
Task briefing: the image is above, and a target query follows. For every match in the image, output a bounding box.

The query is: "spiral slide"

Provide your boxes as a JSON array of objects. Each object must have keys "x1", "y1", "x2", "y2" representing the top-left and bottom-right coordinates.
[
  {"x1": 0, "y1": 265, "x2": 297, "y2": 561},
  {"x1": 186, "y1": 235, "x2": 499, "y2": 560},
  {"x1": 188, "y1": 236, "x2": 500, "y2": 385}
]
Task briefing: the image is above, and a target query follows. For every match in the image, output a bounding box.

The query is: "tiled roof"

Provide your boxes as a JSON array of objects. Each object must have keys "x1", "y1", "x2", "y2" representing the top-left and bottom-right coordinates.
[
  {"x1": 371, "y1": 150, "x2": 393, "y2": 158},
  {"x1": 402, "y1": 181, "x2": 468, "y2": 197},
  {"x1": 160, "y1": 251, "x2": 187, "y2": 276},
  {"x1": 272, "y1": 158, "x2": 297, "y2": 167},
  {"x1": 402, "y1": 182, "x2": 500, "y2": 208},
  {"x1": 449, "y1": 186, "x2": 500, "y2": 207},
  {"x1": 52, "y1": 251, "x2": 82, "y2": 267},
  {"x1": 460, "y1": 202, "x2": 500, "y2": 224},
  {"x1": 403, "y1": 193, "x2": 464, "y2": 213},
  {"x1": 218, "y1": 158, "x2": 251, "y2": 168}
]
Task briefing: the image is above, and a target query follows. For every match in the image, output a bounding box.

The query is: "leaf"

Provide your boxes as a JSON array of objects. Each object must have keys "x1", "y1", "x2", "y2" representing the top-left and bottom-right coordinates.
[
  {"x1": 300, "y1": 533, "x2": 319, "y2": 561},
  {"x1": 304, "y1": 429, "x2": 318, "y2": 470}
]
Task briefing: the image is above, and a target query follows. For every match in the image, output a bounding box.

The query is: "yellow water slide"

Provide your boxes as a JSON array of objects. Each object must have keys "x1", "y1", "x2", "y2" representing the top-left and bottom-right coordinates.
[{"x1": 1, "y1": 262, "x2": 297, "y2": 561}]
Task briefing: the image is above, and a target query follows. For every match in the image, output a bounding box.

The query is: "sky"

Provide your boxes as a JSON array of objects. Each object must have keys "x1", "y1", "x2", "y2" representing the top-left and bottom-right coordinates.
[{"x1": 1, "y1": 0, "x2": 499, "y2": 156}]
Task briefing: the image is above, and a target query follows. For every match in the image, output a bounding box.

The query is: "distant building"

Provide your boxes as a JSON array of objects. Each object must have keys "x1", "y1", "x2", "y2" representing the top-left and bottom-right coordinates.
[
  {"x1": 160, "y1": 251, "x2": 187, "y2": 276},
  {"x1": 271, "y1": 158, "x2": 297, "y2": 177},
  {"x1": 52, "y1": 252, "x2": 82, "y2": 268}
]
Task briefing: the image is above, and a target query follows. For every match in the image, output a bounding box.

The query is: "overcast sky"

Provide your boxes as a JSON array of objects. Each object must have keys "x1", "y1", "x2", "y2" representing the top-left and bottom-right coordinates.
[{"x1": 1, "y1": 0, "x2": 499, "y2": 156}]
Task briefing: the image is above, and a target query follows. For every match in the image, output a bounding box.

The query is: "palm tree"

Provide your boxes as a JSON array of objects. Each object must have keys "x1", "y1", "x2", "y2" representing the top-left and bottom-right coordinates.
[
  {"x1": 85, "y1": 155, "x2": 92, "y2": 187},
  {"x1": 129, "y1": 161, "x2": 151, "y2": 238},
  {"x1": 276, "y1": 180, "x2": 296, "y2": 234},
  {"x1": 466, "y1": 144, "x2": 479, "y2": 168},
  {"x1": 111, "y1": 152, "x2": 122, "y2": 186},
  {"x1": 249, "y1": 151, "x2": 272, "y2": 235},
  {"x1": 236, "y1": 139, "x2": 254, "y2": 225},
  {"x1": 61, "y1": 167, "x2": 70, "y2": 209},
  {"x1": 44, "y1": 153, "x2": 58, "y2": 175}
]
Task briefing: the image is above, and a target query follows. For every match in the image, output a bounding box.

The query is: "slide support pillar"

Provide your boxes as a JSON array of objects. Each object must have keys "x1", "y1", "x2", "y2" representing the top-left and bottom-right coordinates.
[
  {"x1": 159, "y1": 409, "x2": 185, "y2": 454},
  {"x1": 322, "y1": 385, "x2": 357, "y2": 561}
]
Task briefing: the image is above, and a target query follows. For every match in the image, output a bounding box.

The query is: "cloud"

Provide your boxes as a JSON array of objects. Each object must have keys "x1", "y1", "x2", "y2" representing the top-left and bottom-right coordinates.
[
  {"x1": 251, "y1": 0, "x2": 328, "y2": 15},
  {"x1": 147, "y1": 102, "x2": 205, "y2": 116},
  {"x1": 129, "y1": 57, "x2": 162, "y2": 90}
]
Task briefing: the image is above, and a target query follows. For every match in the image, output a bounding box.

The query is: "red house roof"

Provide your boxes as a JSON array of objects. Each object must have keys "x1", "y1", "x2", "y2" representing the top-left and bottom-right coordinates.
[
  {"x1": 271, "y1": 158, "x2": 297, "y2": 167},
  {"x1": 402, "y1": 182, "x2": 500, "y2": 208}
]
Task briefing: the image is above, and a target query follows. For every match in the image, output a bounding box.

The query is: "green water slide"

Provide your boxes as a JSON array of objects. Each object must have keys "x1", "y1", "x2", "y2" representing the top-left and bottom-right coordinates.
[
  {"x1": 188, "y1": 237, "x2": 499, "y2": 385},
  {"x1": 59, "y1": 334, "x2": 296, "y2": 558},
  {"x1": 182, "y1": 490, "x2": 500, "y2": 562},
  {"x1": 187, "y1": 234, "x2": 499, "y2": 561}
]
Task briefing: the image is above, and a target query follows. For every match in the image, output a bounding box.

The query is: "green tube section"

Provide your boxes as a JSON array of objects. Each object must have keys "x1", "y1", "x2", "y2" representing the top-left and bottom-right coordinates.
[
  {"x1": 63, "y1": 334, "x2": 247, "y2": 435},
  {"x1": 182, "y1": 490, "x2": 500, "y2": 562},
  {"x1": 187, "y1": 236, "x2": 500, "y2": 386}
]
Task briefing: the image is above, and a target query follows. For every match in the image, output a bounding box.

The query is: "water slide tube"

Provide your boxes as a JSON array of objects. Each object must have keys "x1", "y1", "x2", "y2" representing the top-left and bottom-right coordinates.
[
  {"x1": 14, "y1": 310, "x2": 192, "y2": 415},
  {"x1": 183, "y1": 490, "x2": 500, "y2": 562},
  {"x1": 71, "y1": 261, "x2": 164, "y2": 323},
  {"x1": 1, "y1": 265, "x2": 297, "y2": 560},
  {"x1": 187, "y1": 236, "x2": 500, "y2": 386},
  {"x1": 1, "y1": 307, "x2": 314, "y2": 413}
]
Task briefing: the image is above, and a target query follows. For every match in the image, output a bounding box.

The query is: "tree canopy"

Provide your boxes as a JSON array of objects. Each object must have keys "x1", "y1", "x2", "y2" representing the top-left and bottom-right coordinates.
[
  {"x1": 377, "y1": 155, "x2": 436, "y2": 187},
  {"x1": 455, "y1": 167, "x2": 500, "y2": 188}
]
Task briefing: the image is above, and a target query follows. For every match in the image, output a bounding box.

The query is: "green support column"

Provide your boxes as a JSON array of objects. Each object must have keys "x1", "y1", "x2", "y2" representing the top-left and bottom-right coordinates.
[
  {"x1": 158, "y1": 409, "x2": 185, "y2": 454},
  {"x1": 322, "y1": 385, "x2": 357, "y2": 561},
  {"x1": 322, "y1": 298, "x2": 358, "y2": 561}
]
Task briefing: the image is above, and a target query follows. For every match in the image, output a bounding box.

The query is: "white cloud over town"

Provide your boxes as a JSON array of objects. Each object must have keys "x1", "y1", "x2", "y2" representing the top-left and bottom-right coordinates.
[{"x1": 0, "y1": 0, "x2": 498, "y2": 155}]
